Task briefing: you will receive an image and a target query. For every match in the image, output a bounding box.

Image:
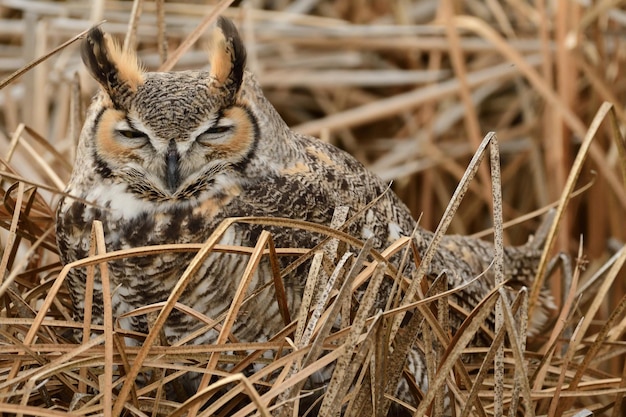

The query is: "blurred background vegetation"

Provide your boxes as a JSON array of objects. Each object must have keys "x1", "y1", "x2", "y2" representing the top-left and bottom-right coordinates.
[{"x1": 0, "y1": 0, "x2": 625, "y2": 415}]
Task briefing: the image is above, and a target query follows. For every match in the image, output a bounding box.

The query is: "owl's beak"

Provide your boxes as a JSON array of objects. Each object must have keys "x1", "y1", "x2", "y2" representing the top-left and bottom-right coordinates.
[{"x1": 166, "y1": 139, "x2": 180, "y2": 192}]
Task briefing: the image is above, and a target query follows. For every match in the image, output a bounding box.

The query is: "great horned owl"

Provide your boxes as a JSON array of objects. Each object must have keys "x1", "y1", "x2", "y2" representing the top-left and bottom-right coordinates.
[{"x1": 56, "y1": 17, "x2": 553, "y2": 410}]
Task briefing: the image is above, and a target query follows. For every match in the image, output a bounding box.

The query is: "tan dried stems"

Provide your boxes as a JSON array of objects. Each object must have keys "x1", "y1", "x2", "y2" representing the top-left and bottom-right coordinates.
[{"x1": 0, "y1": 1, "x2": 625, "y2": 416}]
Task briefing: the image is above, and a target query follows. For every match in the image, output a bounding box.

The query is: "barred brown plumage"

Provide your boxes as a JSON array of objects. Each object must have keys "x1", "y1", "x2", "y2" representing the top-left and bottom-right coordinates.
[{"x1": 55, "y1": 16, "x2": 554, "y2": 413}]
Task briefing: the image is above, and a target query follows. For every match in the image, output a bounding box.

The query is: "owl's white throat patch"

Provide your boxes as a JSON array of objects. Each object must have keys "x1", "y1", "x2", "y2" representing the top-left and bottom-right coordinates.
[{"x1": 84, "y1": 182, "x2": 162, "y2": 220}]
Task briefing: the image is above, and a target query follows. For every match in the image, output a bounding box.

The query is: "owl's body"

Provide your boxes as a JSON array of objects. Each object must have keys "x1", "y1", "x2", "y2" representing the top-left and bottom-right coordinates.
[{"x1": 56, "y1": 18, "x2": 552, "y2": 410}]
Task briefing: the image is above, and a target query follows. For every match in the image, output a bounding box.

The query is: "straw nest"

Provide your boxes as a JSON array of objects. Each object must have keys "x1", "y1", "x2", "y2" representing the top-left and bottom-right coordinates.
[{"x1": 0, "y1": 1, "x2": 625, "y2": 416}]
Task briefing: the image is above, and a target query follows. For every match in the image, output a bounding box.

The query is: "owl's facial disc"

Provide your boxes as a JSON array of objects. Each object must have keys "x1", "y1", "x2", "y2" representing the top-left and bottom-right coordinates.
[{"x1": 92, "y1": 102, "x2": 259, "y2": 199}]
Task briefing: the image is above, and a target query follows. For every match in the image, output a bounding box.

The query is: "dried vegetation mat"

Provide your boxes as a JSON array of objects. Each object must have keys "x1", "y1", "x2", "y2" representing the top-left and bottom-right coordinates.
[{"x1": 0, "y1": 0, "x2": 626, "y2": 416}]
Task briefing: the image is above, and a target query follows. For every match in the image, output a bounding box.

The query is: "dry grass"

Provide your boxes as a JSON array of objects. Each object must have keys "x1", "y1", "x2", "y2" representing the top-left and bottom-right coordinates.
[{"x1": 0, "y1": 0, "x2": 625, "y2": 416}]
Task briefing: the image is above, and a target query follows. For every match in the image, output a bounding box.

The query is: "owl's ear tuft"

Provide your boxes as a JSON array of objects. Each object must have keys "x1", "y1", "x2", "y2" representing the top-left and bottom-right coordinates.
[
  {"x1": 208, "y1": 17, "x2": 246, "y2": 97},
  {"x1": 81, "y1": 27, "x2": 144, "y2": 106}
]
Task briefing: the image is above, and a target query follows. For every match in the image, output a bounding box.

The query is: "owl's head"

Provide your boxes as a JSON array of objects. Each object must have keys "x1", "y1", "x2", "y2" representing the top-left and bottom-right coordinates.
[{"x1": 79, "y1": 17, "x2": 259, "y2": 199}]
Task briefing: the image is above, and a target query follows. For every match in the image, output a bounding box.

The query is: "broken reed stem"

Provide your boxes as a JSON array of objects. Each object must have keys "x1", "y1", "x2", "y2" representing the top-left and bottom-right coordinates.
[
  {"x1": 391, "y1": 132, "x2": 497, "y2": 340},
  {"x1": 93, "y1": 221, "x2": 114, "y2": 417},
  {"x1": 489, "y1": 133, "x2": 506, "y2": 417}
]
